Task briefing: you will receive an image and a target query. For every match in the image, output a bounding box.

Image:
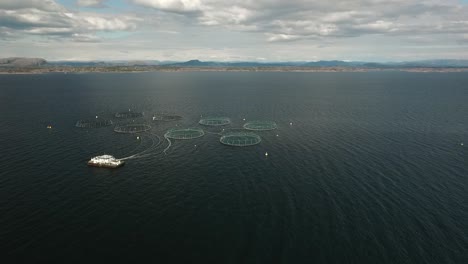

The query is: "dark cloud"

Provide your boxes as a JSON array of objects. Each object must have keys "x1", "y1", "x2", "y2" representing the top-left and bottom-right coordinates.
[
  {"x1": 3, "y1": 0, "x2": 467, "y2": 43},
  {"x1": 130, "y1": 0, "x2": 468, "y2": 42}
]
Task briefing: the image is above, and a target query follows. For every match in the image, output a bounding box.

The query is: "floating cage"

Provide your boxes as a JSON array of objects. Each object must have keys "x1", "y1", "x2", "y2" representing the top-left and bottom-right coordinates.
[
  {"x1": 220, "y1": 132, "x2": 261, "y2": 147},
  {"x1": 114, "y1": 124, "x2": 151, "y2": 133},
  {"x1": 164, "y1": 128, "x2": 205, "y2": 140},
  {"x1": 199, "y1": 117, "x2": 231, "y2": 126},
  {"x1": 115, "y1": 111, "x2": 144, "y2": 119},
  {"x1": 152, "y1": 114, "x2": 183, "y2": 122},
  {"x1": 75, "y1": 118, "x2": 113, "y2": 128},
  {"x1": 243, "y1": 121, "x2": 278, "y2": 131}
]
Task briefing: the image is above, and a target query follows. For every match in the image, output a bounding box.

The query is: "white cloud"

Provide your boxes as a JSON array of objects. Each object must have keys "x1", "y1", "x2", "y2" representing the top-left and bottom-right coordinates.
[
  {"x1": 0, "y1": 0, "x2": 140, "y2": 41},
  {"x1": 70, "y1": 13, "x2": 139, "y2": 31},
  {"x1": 1, "y1": 0, "x2": 468, "y2": 61},
  {"x1": 71, "y1": 33, "x2": 101, "y2": 42},
  {"x1": 0, "y1": 0, "x2": 65, "y2": 11},
  {"x1": 266, "y1": 33, "x2": 301, "y2": 42},
  {"x1": 131, "y1": 0, "x2": 203, "y2": 13},
  {"x1": 130, "y1": 0, "x2": 468, "y2": 42},
  {"x1": 198, "y1": 6, "x2": 254, "y2": 26},
  {"x1": 77, "y1": 0, "x2": 107, "y2": 8}
]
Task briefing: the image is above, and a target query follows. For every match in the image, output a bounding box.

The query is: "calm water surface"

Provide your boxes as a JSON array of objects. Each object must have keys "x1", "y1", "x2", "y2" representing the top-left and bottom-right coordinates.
[{"x1": 0, "y1": 72, "x2": 467, "y2": 263}]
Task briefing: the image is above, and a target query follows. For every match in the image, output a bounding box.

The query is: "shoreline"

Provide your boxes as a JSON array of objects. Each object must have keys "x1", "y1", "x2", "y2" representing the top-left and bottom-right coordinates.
[{"x1": 1, "y1": 66, "x2": 468, "y2": 74}]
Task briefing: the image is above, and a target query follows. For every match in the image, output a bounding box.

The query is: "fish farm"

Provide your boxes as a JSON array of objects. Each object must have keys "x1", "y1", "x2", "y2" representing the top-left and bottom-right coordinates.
[
  {"x1": 243, "y1": 120, "x2": 278, "y2": 131},
  {"x1": 114, "y1": 124, "x2": 151, "y2": 133},
  {"x1": 220, "y1": 132, "x2": 261, "y2": 147},
  {"x1": 164, "y1": 128, "x2": 205, "y2": 140},
  {"x1": 152, "y1": 114, "x2": 183, "y2": 121},
  {"x1": 81, "y1": 113, "x2": 276, "y2": 160},
  {"x1": 199, "y1": 117, "x2": 231, "y2": 126},
  {"x1": 75, "y1": 118, "x2": 113, "y2": 128},
  {"x1": 163, "y1": 128, "x2": 205, "y2": 154},
  {"x1": 115, "y1": 111, "x2": 144, "y2": 119}
]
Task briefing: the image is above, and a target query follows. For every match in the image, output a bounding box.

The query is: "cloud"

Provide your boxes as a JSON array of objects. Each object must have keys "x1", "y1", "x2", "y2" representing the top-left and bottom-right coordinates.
[
  {"x1": 77, "y1": 0, "x2": 107, "y2": 8},
  {"x1": 131, "y1": 0, "x2": 203, "y2": 13},
  {"x1": 0, "y1": 0, "x2": 64, "y2": 11},
  {"x1": 0, "y1": 27, "x2": 16, "y2": 40},
  {"x1": 0, "y1": 0, "x2": 139, "y2": 41},
  {"x1": 0, "y1": 9, "x2": 72, "y2": 30},
  {"x1": 1, "y1": 0, "x2": 468, "y2": 61},
  {"x1": 457, "y1": 34, "x2": 468, "y2": 44},
  {"x1": 131, "y1": 0, "x2": 468, "y2": 42},
  {"x1": 68, "y1": 13, "x2": 138, "y2": 31},
  {"x1": 266, "y1": 33, "x2": 301, "y2": 42},
  {"x1": 71, "y1": 33, "x2": 101, "y2": 42}
]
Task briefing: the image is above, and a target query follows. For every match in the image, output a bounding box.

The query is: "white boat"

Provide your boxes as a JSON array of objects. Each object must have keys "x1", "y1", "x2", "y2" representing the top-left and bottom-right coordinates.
[{"x1": 87, "y1": 155, "x2": 125, "y2": 168}]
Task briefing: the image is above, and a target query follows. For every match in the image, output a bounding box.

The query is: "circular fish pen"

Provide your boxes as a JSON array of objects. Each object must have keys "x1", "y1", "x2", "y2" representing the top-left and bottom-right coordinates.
[
  {"x1": 163, "y1": 128, "x2": 205, "y2": 154},
  {"x1": 75, "y1": 118, "x2": 113, "y2": 128},
  {"x1": 114, "y1": 124, "x2": 151, "y2": 134},
  {"x1": 220, "y1": 132, "x2": 261, "y2": 147},
  {"x1": 199, "y1": 117, "x2": 231, "y2": 126},
  {"x1": 164, "y1": 128, "x2": 205, "y2": 140},
  {"x1": 243, "y1": 121, "x2": 278, "y2": 131},
  {"x1": 115, "y1": 111, "x2": 144, "y2": 119},
  {"x1": 152, "y1": 114, "x2": 183, "y2": 122}
]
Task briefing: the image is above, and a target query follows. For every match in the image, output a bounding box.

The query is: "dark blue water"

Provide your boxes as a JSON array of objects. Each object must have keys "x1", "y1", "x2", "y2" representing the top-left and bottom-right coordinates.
[{"x1": 1, "y1": 72, "x2": 467, "y2": 263}]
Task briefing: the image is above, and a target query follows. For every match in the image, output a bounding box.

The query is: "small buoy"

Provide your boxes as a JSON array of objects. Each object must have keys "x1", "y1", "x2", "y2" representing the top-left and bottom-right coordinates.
[
  {"x1": 276, "y1": 134, "x2": 279, "y2": 137},
  {"x1": 461, "y1": 142, "x2": 464, "y2": 146},
  {"x1": 95, "y1": 115, "x2": 98, "y2": 119},
  {"x1": 128, "y1": 108, "x2": 131, "y2": 112},
  {"x1": 243, "y1": 118, "x2": 246, "y2": 121},
  {"x1": 289, "y1": 122, "x2": 293, "y2": 126},
  {"x1": 194, "y1": 145, "x2": 197, "y2": 147},
  {"x1": 137, "y1": 136, "x2": 140, "y2": 140},
  {"x1": 265, "y1": 152, "x2": 268, "y2": 157}
]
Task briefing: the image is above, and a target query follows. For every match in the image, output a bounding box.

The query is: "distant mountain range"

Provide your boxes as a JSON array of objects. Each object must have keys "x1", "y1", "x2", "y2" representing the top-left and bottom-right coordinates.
[
  {"x1": 165, "y1": 59, "x2": 468, "y2": 68},
  {"x1": 0, "y1": 57, "x2": 47, "y2": 67},
  {"x1": 164, "y1": 60, "x2": 306, "y2": 67},
  {"x1": 2, "y1": 57, "x2": 468, "y2": 68}
]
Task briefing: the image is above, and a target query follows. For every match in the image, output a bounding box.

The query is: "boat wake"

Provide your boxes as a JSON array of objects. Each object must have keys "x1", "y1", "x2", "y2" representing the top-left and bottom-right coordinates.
[
  {"x1": 120, "y1": 132, "x2": 163, "y2": 160},
  {"x1": 163, "y1": 134, "x2": 172, "y2": 155}
]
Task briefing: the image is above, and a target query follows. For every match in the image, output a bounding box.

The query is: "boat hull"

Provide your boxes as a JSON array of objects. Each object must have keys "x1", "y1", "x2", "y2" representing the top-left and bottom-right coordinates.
[{"x1": 87, "y1": 161, "x2": 125, "y2": 169}]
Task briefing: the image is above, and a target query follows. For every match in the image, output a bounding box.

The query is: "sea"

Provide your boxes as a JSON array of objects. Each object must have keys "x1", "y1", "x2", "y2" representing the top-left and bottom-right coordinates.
[{"x1": 0, "y1": 72, "x2": 467, "y2": 263}]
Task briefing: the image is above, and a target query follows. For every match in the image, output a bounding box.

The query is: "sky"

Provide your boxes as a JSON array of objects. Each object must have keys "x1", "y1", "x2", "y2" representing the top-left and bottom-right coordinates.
[{"x1": 0, "y1": 0, "x2": 468, "y2": 62}]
